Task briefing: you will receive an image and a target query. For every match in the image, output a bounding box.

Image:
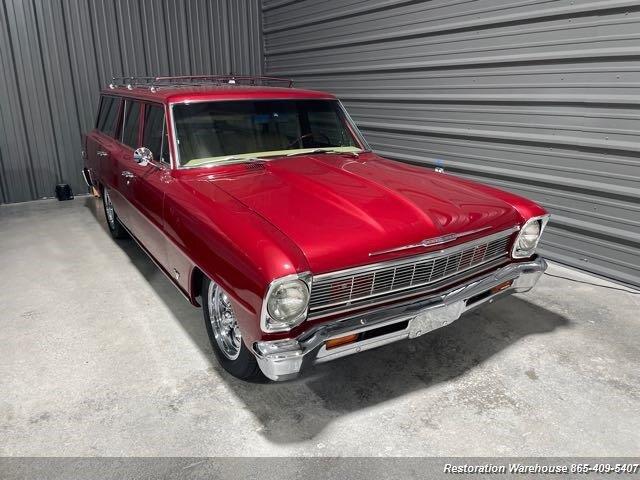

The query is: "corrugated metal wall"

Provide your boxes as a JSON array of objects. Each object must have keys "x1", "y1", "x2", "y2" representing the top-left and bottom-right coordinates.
[
  {"x1": 0, "y1": 0, "x2": 262, "y2": 204},
  {"x1": 263, "y1": 0, "x2": 640, "y2": 288}
]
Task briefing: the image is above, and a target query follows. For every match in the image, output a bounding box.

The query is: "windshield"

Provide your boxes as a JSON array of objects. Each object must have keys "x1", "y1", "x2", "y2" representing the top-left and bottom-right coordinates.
[{"x1": 173, "y1": 99, "x2": 365, "y2": 166}]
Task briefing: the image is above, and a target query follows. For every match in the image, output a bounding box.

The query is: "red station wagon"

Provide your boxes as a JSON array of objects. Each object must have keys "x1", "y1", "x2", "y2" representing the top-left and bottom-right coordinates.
[{"x1": 82, "y1": 75, "x2": 549, "y2": 381}]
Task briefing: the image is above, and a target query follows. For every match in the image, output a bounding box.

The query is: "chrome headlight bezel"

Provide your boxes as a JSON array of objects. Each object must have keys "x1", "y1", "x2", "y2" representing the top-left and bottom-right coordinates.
[
  {"x1": 260, "y1": 273, "x2": 312, "y2": 333},
  {"x1": 511, "y1": 214, "x2": 550, "y2": 259}
]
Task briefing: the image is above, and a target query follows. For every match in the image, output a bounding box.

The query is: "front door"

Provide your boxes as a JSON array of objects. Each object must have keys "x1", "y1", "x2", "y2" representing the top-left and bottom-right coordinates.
[{"x1": 118, "y1": 99, "x2": 169, "y2": 268}]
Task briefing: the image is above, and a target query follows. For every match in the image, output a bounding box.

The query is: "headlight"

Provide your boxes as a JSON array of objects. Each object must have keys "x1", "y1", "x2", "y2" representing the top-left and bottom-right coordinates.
[
  {"x1": 512, "y1": 215, "x2": 549, "y2": 259},
  {"x1": 262, "y1": 275, "x2": 311, "y2": 332},
  {"x1": 518, "y1": 221, "x2": 540, "y2": 250}
]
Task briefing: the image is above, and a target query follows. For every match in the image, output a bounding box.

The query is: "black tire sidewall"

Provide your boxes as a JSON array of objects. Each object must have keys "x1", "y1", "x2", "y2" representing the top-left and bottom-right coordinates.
[
  {"x1": 102, "y1": 188, "x2": 127, "y2": 239},
  {"x1": 201, "y1": 277, "x2": 264, "y2": 381}
]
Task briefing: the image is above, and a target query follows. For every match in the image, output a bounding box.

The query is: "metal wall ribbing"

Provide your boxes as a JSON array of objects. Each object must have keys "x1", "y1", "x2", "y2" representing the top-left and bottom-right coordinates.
[
  {"x1": 0, "y1": 0, "x2": 262, "y2": 204},
  {"x1": 263, "y1": 0, "x2": 640, "y2": 287}
]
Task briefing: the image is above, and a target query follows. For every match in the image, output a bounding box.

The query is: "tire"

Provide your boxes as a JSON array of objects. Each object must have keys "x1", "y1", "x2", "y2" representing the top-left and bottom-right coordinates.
[
  {"x1": 202, "y1": 277, "x2": 265, "y2": 382},
  {"x1": 102, "y1": 186, "x2": 128, "y2": 239}
]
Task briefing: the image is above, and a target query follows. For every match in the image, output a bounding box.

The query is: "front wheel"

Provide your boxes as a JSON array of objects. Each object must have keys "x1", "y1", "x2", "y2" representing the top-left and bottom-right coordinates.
[{"x1": 202, "y1": 277, "x2": 265, "y2": 381}]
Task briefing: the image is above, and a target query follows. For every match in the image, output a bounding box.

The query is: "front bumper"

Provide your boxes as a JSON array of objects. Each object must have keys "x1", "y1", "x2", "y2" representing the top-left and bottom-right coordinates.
[{"x1": 253, "y1": 257, "x2": 547, "y2": 381}]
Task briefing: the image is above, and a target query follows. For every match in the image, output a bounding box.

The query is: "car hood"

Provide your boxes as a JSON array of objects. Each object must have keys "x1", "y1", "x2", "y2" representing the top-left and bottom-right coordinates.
[{"x1": 192, "y1": 153, "x2": 524, "y2": 273}]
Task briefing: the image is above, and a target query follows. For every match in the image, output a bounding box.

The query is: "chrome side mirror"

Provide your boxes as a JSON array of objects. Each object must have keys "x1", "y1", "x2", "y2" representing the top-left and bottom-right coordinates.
[{"x1": 133, "y1": 147, "x2": 153, "y2": 166}]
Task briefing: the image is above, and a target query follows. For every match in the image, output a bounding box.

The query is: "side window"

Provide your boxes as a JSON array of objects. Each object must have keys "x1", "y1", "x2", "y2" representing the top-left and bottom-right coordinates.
[
  {"x1": 97, "y1": 96, "x2": 120, "y2": 137},
  {"x1": 142, "y1": 104, "x2": 169, "y2": 163},
  {"x1": 121, "y1": 100, "x2": 141, "y2": 148}
]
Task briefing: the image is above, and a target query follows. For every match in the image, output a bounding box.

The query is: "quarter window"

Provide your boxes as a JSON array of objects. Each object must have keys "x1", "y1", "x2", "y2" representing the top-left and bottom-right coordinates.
[
  {"x1": 142, "y1": 104, "x2": 169, "y2": 163},
  {"x1": 122, "y1": 101, "x2": 141, "y2": 148},
  {"x1": 97, "y1": 96, "x2": 120, "y2": 137}
]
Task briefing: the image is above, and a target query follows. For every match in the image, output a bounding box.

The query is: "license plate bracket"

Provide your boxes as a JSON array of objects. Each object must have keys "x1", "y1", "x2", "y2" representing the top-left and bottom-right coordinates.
[{"x1": 408, "y1": 300, "x2": 465, "y2": 339}]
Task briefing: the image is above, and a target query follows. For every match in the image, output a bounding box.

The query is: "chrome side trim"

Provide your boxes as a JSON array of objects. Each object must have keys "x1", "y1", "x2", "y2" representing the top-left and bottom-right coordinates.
[
  {"x1": 96, "y1": 182, "x2": 204, "y2": 306},
  {"x1": 117, "y1": 219, "x2": 192, "y2": 304}
]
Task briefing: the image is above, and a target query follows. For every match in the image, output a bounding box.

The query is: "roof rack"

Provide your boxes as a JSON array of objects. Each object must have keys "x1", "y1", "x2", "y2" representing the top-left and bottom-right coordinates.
[{"x1": 108, "y1": 75, "x2": 294, "y2": 91}]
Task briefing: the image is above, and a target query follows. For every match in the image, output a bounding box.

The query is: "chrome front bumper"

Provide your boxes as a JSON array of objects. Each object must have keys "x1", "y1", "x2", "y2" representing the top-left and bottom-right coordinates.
[{"x1": 253, "y1": 257, "x2": 547, "y2": 381}]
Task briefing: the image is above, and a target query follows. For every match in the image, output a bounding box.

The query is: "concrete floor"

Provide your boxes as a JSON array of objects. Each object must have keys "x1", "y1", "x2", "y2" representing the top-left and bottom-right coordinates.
[{"x1": 1, "y1": 198, "x2": 639, "y2": 456}]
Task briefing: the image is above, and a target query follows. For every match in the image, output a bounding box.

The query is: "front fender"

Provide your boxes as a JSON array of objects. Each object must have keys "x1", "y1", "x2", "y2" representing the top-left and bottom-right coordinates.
[{"x1": 163, "y1": 178, "x2": 309, "y2": 345}]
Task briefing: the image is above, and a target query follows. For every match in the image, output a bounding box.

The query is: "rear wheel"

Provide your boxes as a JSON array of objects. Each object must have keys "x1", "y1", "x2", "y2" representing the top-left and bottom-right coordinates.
[
  {"x1": 102, "y1": 187, "x2": 128, "y2": 239},
  {"x1": 202, "y1": 277, "x2": 264, "y2": 381}
]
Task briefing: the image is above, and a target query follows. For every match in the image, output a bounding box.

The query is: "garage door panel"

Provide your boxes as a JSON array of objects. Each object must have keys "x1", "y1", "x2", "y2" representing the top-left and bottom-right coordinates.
[
  {"x1": 349, "y1": 104, "x2": 640, "y2": 146},
  {"x1": 363, "y1": 131, "x2": 640, "y2": 190},
  {"x1": 265, "y1": 0, "x2": 640, "y2": 287}
]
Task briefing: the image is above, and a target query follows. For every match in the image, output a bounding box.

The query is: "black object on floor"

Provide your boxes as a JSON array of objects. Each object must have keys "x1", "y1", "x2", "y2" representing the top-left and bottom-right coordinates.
[{"x1": 55, "y1": 184, "x2": 74, "y2": 201}]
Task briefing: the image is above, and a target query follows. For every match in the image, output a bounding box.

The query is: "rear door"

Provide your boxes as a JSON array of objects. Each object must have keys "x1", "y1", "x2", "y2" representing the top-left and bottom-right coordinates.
[
  {"x1": 84, "y1": 97, "x2": 105, "y2": 187},
  {"x1": 115, "y1": 99, "x2": 143, "y2": 234}
]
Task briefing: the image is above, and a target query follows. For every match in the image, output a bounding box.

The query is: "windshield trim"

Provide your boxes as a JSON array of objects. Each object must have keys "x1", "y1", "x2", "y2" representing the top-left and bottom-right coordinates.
[{"x1": 169, "y1": 98, "x2": 370, "y2": 169}]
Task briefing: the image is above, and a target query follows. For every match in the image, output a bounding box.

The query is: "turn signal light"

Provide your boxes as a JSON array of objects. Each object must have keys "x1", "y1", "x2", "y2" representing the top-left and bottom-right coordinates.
[
  {"x1": 491, "y1": 280, "x2": 513, "y2": 294},
  {"x1": 325, "y1": 333, "x2": 359, "y2": 350}
]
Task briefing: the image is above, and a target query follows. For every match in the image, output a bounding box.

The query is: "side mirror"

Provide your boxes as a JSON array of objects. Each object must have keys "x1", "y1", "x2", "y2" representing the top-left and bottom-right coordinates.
[{"x1": 133, "y1": 147, "x2": 153, "y2": 166}]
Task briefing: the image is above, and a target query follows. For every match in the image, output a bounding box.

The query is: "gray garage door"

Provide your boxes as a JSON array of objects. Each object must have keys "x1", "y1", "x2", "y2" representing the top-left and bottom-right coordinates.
[{"x1": 262, "y1": 0, "x2": 640, "y2": 288}]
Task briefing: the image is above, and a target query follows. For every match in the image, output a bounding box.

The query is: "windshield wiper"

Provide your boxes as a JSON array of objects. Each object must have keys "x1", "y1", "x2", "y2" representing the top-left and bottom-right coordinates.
[
  {"x1": 286, "y1": 149, "x2": 360, "y2": 158},
  {"x1": 216, "y1": 156, "x2": 265, "y2": 164},
  {"x1": 187, "y1": 155, "x2": 267, "y2": 168}
]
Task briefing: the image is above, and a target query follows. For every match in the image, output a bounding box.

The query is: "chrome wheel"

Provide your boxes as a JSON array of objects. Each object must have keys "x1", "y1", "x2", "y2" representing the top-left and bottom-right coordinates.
[
  {"x1": 104, "y1": 188, "x2": 116, "y2": 229},
  {"x1": 207, "y1": 281, "x2": 242, "y2": 360}
]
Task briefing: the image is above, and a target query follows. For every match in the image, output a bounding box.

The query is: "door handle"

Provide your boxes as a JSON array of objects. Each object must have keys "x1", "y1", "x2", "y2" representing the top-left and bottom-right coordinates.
[
  {"x1": 97, "y1": 150, "x2": 108, "y2": 157},
  {"x1": 121, "y1": 171, "x2": 135, "y2": 179}
]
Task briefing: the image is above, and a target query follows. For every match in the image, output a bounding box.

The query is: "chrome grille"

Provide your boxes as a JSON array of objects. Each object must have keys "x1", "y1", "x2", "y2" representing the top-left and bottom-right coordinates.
[{"x1": 309, "y1": 229, "x2": 515, "y2": 314}]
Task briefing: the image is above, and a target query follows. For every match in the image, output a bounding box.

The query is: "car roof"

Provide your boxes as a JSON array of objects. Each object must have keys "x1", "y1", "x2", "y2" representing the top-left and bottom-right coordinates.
[{"x1": 100, "y1": 85, "x2": 336, "y2": 104}]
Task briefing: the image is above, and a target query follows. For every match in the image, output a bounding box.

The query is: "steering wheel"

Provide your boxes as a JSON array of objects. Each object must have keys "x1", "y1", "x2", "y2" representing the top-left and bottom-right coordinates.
[{"x1": 287, "y1": 132, "x2": 331, "y2": 148}]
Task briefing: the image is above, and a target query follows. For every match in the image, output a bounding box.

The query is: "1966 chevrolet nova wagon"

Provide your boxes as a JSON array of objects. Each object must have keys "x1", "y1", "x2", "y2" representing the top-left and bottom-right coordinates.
[{"x1": 83, "y1": 75, "x2": 549, "y2": 381}]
